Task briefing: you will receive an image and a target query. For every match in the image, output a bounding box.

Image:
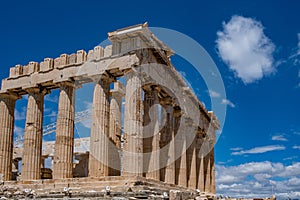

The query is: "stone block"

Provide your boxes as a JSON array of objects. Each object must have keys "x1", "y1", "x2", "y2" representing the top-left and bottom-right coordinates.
[
  {"x1": 87, "y1": 50, "x2": 94, "y2": 61},
  {"x1": 94, "y1": 46, "x2": 104, "y2": 60},
  {"x1": 54, "y1": 57, "x2": 61, "y2": 68},
  {"x1": 40, "y1": 58, "x2": 54, "y2": 72},
  {"x1": 60, "y1": 54, "x2": 69, "y2": 66},
  {"x1": 76, "y1": 50, "x2": 87, "y2": 63},
  {"x1": 22, "y1": 65, "x2": 29, "y2": 75},
  {"x1": 9, "y1": 65, "x2": 23, "y2": 78},
  {"x1": 69, "y1": 53, "x2": 77, "y2": 64},
  {"x1": 28, "y1": 61, "x2": 39, "y2": 73},
  {"x1": 104, "y1": 45, "x2": 112, "y2": 57}
]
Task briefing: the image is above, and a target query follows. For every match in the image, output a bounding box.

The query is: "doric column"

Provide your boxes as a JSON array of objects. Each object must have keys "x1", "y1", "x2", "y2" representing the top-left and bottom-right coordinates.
[
  {"x1": 175, "y1": 111, "x2": 187, "y2": 187},
  {"x1": 204, "y1": 153, "x2": 211, "y2": 193},
  {"x1": 22, "y1": 88, "x2": 47, "y2": 180},
  {"x1": 89, "y1": 78, "x2": 110, "y2": 177},
  {"x1": 210, "y1": 148, "x2": 216, "y2": 193},
  {"x1": 0, "y1": 93, "x2": 19, "y2": 181},
  {"x1": 198, "y1": 153, "x2": 205, "y2": 191},
  {"x1": 122, "y1": 70, "x2": 143, "y2": 176},
  {"x1": 187, "y1": 137, "x2": 197, "y2": 189},
  {"x1": 164, "y1": 104, "x2": 175, "y2": 184},
  {"x1": 53, "y1": 82, "x2": 75, "y2": 179},
  {"x1": 197, "y1": 137, "x2": 205, "y2": 192},
  {"x1": 143, "y1": 88, "x2": 160, "y2": 180},
  {"x1": 109, "y1": 81, "x2": 123, "y2": 145},
  {"x1": 108, "y1": 81, "x2": 123, "y2": 176}
]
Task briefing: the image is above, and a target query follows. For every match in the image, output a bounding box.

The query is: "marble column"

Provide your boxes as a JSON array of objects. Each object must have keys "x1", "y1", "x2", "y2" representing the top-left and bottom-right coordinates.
[
  {"x1": 175, "y1": 111, "x2": 187, "y2": 187},
  {"x1": 143, "y1": 89, "x2": 160, "y2": 180},
  {"x1": 187, "y1": 137, "x2": 197, "y2": 189},
  {"x1": 22, "y1": 88, "x2": 47, "y2": 180},
  {"x1": 108, "y1": 81, "x2": 123, "y2": 176},
  {"x1": 109, "y1": 81, "x2": 123, "y2": 145},
  {"x1": 164, "y1": 105, "x2": 175, "y2": 184},
  {"x1": 53, "y1": 82, "x2": 75, "y2": 179},
  {"x1": 122, "y1": 70, "x2": 143, "y2": 176},
  {"x1": 198, "y1": 153, "x2": 205, "y2": 192},
  {"x1": 0, "y1": 93, "x2": 18, "y2": 181},
  {"x1": 205, "y1": 153, "x2": 211, "y2": 193},
  {"x1": 210, "y1": 148, "x2": 216, "y2": 193},
  {"x1": 197, "y1": 136, "x2": 205, "y2": 192},
  {"x1": 89, "y1": 79, "x2": 110, "y2": 177}
]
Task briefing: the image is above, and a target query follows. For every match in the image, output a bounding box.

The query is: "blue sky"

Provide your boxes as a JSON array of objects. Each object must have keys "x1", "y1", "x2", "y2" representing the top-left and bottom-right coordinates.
[{"x1": 1, "y1": 0, "x2": 300, "y2": 199}]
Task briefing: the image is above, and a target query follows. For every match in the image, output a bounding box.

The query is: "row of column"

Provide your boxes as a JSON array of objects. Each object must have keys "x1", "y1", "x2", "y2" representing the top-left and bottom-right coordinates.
[
  {"x1": 0, "y1": 70, "x2": 215, "y2": 193},
  {"x1": 120, "y1": 71, "x2": 216, "y2": 193}
]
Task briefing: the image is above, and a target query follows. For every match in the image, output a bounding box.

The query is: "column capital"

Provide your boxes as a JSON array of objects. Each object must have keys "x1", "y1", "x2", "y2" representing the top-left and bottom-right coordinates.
[
  {"x1": 57, "y1": 81, "x2": 75, "y2": 88},
  {"x1": 0, "y1": 92, "x2": 21, "y2": 101},
  {"x1": 25, "y1": 87, "x2": 49, "y2": 95}
]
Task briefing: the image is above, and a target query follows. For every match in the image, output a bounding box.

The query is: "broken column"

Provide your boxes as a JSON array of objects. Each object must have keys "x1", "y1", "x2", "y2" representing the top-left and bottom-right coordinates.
[
  {"x1": 143, "y1": 88, "x2": 160, "y2": 180},
  {"x1": 122, "y1": 70, "x2": 143, "y2": 176},
  {"x1": 22, "y1": 88, "x2": 47, "y2": 180},
  {"x1": 108, "y1": 81, "x2": 123, "y2": 176},
  {"x1": 53, "y1": 81, "x2": 75, "y2": 179},
  {"x1": 0, "y1": 93, "x2": 19, "y2": 181},
  {"x1": 89, "y1": 78, "x2": 110, "y2": 177}
]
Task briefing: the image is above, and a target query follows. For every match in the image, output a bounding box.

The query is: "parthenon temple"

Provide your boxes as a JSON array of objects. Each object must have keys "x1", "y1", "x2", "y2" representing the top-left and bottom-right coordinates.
[{"x1": 0, "y1": 23, "x2": 220, "y2": 199}]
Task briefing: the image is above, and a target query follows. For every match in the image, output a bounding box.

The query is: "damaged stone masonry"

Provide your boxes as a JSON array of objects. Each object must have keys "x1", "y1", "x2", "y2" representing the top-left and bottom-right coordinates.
[{"x1": 0, "y1": 23, "x2": 220, "y2": 199}]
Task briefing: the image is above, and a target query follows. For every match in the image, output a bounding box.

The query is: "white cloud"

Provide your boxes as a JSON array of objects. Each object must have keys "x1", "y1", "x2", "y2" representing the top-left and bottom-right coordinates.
[
  {"x1": 271, "y1": 134, "x2": 288, "y2": 142},
  {"x1": 14, "y1": 106, "x2": 26, "y2": 120},
  {"x1": 293, "y1": 145, "x2": 300, "y2": 150},
  {"x1": 14, "y1": 126, "x2": 24, "y2": 137},
  {"x1": 79, "y1": 101, "x2": 92, "y2": 129},
  {"x1": 230, "y1": 147, "x2": 243, "y2": 151},
  {"x1": 208, "y1": 90, "x2": 221, "y2": 98},
  {"x1": 216, "y1": 15, "x2": 276, "y2": 84},
  {"x1": 221, "y1": 99, "x2": 235, "y2": 108},
  {"x1": 231, "y1": 145, "x2": 285, "y2": 155},
  {"x1": 216, "y1": 161, "x2": 300, "y2": 199},
  {"x1": 44, "y1": 94, "x2": 58, "y2": 103}
]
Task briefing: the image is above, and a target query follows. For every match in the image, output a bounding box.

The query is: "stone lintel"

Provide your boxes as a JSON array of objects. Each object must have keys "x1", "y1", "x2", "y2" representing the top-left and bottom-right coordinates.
[{"x1": 1, "y1": 54, "x2": 139, "y2": 94}]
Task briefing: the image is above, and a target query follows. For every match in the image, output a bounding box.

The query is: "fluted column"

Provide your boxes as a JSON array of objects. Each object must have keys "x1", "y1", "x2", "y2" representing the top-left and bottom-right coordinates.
[
  {"x1": 197, "y1": 136, "x2": 205, "y2": 191},
  {"x1": 198, "y1": 153, "x2": 205, "y2": 191},
  {"x1": 143, "y1": 89, "x2": 160, "y2": 180},
  {"x1": 108, "y1": 81, "x2": 123, "y2": 176},
  {"x1": 210, "y1": 148, "x2": 216, "y2": 193},
  {"x1": 89, "y1": 79, "x2": 110, "y2": 177},
  {"x1": 205, "y1": 153, "x2": 211, "y2": 193},
  {"x1": 22, "y1": 88, "x2": 47, "y2": 180},
  {"x1": 53, "y1": 82, "x2": 75, "y2": 179},
  {"x1": 187, "y1": 137, "x2": 197, "y2": 189},
  {"x1": 175, "y1": 111, "x2": 187, "y2": 187},
  {"x1": 122, "y1": 70, "x2": 143, "y2": 176},
  {"x1": 164, "y1": 105, "x2": 175, "y2": 184},
  {"x1": 0, "y1": 93, "x2": 18, "y2": 181}
]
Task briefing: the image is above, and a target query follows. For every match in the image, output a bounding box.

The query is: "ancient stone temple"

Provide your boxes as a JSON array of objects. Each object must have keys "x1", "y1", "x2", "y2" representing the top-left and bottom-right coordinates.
[{"x1": 0, "y1": 23, "x2": 219, "y2": 199}]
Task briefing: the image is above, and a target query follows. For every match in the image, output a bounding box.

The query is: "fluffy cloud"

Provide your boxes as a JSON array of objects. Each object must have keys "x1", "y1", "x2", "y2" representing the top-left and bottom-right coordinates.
[
  {"x1": 216, "y1": 161, "x2": 300, "y2": 199},
  {"x1": 231, "y1": 145, "x2": 285, "y2": 155},
  {"x1": 216, "y1": 15, "x2": 276, "y2": 84},
  {"x1": 221, "y1": 99, "x2": 235, "y2": 108}
]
